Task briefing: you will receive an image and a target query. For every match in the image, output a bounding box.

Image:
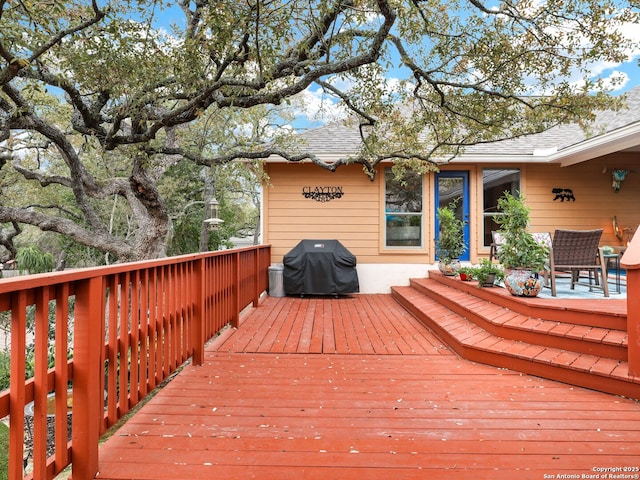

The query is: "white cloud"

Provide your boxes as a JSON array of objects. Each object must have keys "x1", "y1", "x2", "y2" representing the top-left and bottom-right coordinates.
[
  {"x1": 613, "y1": 14, "x2": 640, "y2": 61},
  {"x1": 292, "y1": 86, "x2": 349, "y2": 125},
  {"x1": 562, "y1": 11, "x2": 640, "y2": 93},
  {"x1": 290, "y1": 73, "x2": 410, "y2": 128},
  {"x1": 600, "y1": 71, "x2": 631, "y2": 91}
]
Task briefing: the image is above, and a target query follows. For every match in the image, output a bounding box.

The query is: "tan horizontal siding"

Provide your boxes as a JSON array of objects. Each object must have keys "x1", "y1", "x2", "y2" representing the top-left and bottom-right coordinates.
[
  {"x1": 266, "y1": 183, "x2": 377, "y2": 192},
  {"x1": 269, "y1": 200, "x2": 376, "y2": 210},
  {"x1": 525, "y1": 155, "x2": 640, "y2": 246},
  {"x1": 270, "y1": 238, "x2": 382, "y2": 251},
  {"x1": 265, "y1": 154, "x2": 640, "y2": 267},
  {"x1": 267, "y1": 224, "x2": 379, "y2": 233},
  {"x1": 268, "y1": 235, "x2": 379, "y2": 247},
  {"x1": 270, "y1": 248, "x2": 430, "y2": 265},
  {"x1": 265, "y1": 163, "x2": 387, "y2": 264},
  {"x1": 269, "y1": 208, "x2": 377, "y2": 219},
  {"x1": 267, "y1": 218, "x2": 376, "y2": 227}
]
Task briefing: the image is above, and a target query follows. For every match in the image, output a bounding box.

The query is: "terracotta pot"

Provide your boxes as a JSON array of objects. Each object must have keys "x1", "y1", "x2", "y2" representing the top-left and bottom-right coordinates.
[{"x1": 504, "y1": 269, "x2": 542, "y2": 297}]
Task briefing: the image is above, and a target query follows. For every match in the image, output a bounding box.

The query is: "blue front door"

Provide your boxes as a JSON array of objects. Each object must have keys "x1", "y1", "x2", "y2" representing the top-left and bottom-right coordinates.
[{"x1": 435, "y1": 171, "x2": 470, "y2": 261}]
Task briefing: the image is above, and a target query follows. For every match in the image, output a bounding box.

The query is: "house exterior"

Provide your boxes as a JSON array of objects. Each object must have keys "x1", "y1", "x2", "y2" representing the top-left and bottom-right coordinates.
[{"x1": 262, "y1": 87, "x2": 640, "y2": 293}]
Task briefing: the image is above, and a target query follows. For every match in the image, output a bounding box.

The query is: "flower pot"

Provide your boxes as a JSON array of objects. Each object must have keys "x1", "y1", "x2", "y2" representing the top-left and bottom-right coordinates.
[
  {"x1": 438, "y1": 259, "x2": 460, "y2": 276},
  {"x1": 479, "y1": 273, "x2": 497, "y2": 287},
  {"x1": 504, "y1": 269, "x2": 542, "y2": 297},
  {"x1": 459, "y1": 272, "x2": 474, "y2": 281}
]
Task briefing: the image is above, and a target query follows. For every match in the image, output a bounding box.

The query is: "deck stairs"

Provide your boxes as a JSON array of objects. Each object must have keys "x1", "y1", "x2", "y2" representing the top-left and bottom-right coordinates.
[{"x1": 391, "y1": 272, "x2": 640, "y2": 399}]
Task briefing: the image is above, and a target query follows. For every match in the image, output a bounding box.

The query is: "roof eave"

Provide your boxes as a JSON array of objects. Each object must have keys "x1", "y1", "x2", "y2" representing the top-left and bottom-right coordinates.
[
  {"x1": 547, "y1": 122, "x2": 640, "y2": 167},
  {"x1": 264, "y1": 152, "x2": 550, "y2": 165},
  {"x1": 449, "y1": 154, "x2": 550, "y2": 164}
]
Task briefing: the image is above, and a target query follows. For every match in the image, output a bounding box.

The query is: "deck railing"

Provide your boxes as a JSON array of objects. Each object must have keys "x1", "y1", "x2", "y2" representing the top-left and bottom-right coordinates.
[
  {"x1": 621, "y1": 230, "x2": 640, "y2": 376},
  {"x1": 2, "y1": 237, "x2": 640, "y2": 479},
  {"x1": 0, "y1": 245, "x2": 271, "y2": 480}
]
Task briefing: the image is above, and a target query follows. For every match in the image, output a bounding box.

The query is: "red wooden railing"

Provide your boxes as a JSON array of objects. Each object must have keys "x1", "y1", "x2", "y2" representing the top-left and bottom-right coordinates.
[
  {"x1": 0, "y1": 245, "x2": 270, "y2": 480},
  {"x1": 621, "y1": 231, "x2": 640, "y2": 376}
]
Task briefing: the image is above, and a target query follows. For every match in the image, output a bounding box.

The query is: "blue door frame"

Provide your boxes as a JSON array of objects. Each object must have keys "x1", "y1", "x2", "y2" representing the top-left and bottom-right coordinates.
[{"x1": 435, "y1": 171, "x2": 470, "y2": 261}]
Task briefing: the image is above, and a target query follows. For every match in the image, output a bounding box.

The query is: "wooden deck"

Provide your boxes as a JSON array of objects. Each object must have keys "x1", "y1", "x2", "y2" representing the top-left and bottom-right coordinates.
[{"x1": 94, "y1": 295, "x2": 640, "y2": 479}]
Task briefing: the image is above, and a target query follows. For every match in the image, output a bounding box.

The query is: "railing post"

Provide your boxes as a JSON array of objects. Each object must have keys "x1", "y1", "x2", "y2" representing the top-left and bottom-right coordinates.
[
  {"x1": 621, "y1": 230, "x2": 640, "y2": 376},
  {"x1": 8, "y1": 291, "x2": 27, "y2": 480},
  {"x1": 232, "y1": 252, "x2": 240, "y2": 328},
  {"x1": 627, "y1": 269, "x2": 640, "y2": 376},
  {"x1": 253, "y1": 248, "x2": 260, "y2": 307},
  {"x1": 71, "y1": 276, "x2": 103, "y2": 479},
  {"x1": 192, "y1": 257, "x2": 206, "y2": 366}
]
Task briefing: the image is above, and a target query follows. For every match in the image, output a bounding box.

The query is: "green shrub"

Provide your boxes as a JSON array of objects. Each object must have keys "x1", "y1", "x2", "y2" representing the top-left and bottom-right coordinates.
[
  {"x1": 493, "y1": 192, "x2": 548, "y2": 270},
  {"x1": 16, "y1": 246, "x2": 54, "y2": 274},
  {"x1": 0, "y1": 421, "x2": 8, "y2": 480},
  {"x1": 436, "y1": 198, "x2": 466, "y2": 263},
  {"x1": 0, "y1": 350, "x2": 9, "y2": 392}
]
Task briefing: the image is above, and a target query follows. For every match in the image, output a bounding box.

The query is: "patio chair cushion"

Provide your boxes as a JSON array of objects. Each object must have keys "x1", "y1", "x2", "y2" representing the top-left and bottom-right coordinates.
[{"x1": 532, "y1": 232, "x2": 552, "y2": 250}]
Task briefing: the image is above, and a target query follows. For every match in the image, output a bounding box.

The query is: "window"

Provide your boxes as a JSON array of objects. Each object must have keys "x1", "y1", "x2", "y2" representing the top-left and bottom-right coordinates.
[
  {"x1": 482, "y1": 169, "x2": 520, "y2": 246},
  {"x1": 384, "y1": 168, "x2": 423, "y2": 247}
]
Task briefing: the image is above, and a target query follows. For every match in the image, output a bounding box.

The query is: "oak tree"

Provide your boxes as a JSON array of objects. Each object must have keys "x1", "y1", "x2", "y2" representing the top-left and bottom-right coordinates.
[{"x1": 0, "y1": 0, "x2": 636, "y2": 261}]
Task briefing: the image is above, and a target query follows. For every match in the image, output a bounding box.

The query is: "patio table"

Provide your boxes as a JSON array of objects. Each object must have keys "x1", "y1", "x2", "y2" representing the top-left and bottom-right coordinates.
[{"x1": 603, "y1": 252, "x2": 622, "y2": 294}]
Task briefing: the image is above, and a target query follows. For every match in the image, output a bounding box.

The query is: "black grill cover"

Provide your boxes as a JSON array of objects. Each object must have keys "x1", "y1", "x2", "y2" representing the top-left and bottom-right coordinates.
[{"x1": 283, "y1": 240, "x2": 359, "y2": 295}]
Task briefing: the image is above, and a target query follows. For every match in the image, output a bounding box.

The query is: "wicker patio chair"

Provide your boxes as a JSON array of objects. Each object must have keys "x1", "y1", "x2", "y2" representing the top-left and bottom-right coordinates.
[{"x1": 547, "y1": 229, "x2": 609, "y2": 297}]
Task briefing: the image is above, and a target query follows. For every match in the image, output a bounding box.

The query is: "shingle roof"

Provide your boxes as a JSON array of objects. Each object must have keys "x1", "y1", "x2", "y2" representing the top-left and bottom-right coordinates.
[
  {"x1": 290, "y1": 86, "x2": 640, "y2": 161},
  {"x1": 295, "y1": 123, "x2": 361, "y2": 154}
]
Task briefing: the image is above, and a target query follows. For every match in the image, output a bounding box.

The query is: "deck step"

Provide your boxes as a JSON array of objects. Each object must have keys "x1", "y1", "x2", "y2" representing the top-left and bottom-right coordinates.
[
  {"x1": 391, "y1": 279, "x2": 640, "y2": 400},
  {"x1": 409, "y1": 277, "x2": 627, "y2": 361},
  {"x1": 424, "y1": 272, "x2": 627, "y2": 330}
]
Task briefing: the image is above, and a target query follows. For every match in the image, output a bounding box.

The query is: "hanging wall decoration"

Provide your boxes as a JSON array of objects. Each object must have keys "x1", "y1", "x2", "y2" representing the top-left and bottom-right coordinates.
[
  {"x1": 552, "y1": 188, "x2": 576, "y2": 202},
  {"x1": 612, "y1": 169, "x2": 629, "y2": 191},
  {"x1": 302, "y1": 186, "x2": 344, "y2": 202}
]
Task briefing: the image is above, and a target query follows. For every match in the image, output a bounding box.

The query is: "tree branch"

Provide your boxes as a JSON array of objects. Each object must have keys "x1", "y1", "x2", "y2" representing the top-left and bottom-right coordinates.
[{"x1": 0, "y1": 206, "x2": 132, "y2": 260}]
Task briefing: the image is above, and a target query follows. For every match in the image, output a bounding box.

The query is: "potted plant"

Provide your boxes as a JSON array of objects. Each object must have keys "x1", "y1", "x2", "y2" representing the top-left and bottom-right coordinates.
[
  {"x1": 493, "y1": 191, "x2": 549, "y2": 296},
  {"x1": 457, "y1": 266, "x2": 476, "y2": 281},
  {"x1": 435, "y1": 198, "x2": 466, "y2": 275},
  {"x1": 472, "y1": 259, "x2": 505, "y2": 287}
]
